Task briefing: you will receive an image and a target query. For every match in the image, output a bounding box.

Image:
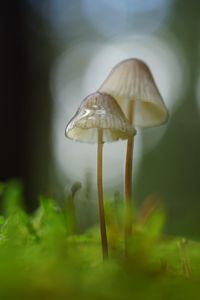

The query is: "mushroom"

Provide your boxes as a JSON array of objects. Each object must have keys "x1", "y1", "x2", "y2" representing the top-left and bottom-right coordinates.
[
  {"x1": 65, "y1": 91, "x2": 135, "y2": 259},
  {"x1": 98, "y1": 58, "x2": 169, "y2": 242}
]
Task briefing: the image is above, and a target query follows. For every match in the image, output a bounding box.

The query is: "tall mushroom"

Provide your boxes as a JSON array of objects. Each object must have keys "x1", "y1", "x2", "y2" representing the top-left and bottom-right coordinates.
[
  {"x1": 98, "y1": 59, "x2": 169, "y2": 243},
  {"x1": 65, "y1": 92, "x2": 135, "y2": 259}
]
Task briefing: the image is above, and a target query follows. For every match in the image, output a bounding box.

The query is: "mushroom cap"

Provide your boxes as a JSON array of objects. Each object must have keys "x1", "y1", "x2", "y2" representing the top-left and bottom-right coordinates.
[
  {"x1": 98, "y1": 58, "x2": 169, "y2": 128},
  {"x1": 65, "y1": 92, "x2": 135, "y2": 143}
]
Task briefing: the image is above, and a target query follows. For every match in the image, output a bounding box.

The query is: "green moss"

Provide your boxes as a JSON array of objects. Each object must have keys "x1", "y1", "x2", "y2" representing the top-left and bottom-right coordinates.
[{"x1": 0, "y1": 181, "x2": 199, "y2": 299}]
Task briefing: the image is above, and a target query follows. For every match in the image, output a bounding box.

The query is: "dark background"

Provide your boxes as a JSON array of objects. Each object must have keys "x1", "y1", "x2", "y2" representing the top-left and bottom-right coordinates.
[
  {"x1": 1, "y1": 0, "x2": 200, "y2": 237},
  {"x1": 0, "y1": 1, "x2": 53, "y2": 210}
]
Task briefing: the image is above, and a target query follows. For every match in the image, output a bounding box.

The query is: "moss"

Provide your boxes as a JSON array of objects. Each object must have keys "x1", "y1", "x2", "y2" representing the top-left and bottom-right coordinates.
[{"x1": 0, "y1": 181, "x2": 199, "y2": 299}]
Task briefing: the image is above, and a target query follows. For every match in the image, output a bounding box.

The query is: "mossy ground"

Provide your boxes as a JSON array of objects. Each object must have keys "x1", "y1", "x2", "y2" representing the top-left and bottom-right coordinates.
[{"x1": 0, "y1": 181, "x2": 200, "y2": 300}]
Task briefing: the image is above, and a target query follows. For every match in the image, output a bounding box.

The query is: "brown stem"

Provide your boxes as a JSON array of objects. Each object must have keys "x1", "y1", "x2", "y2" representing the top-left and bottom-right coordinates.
[
  {"x1": 125, "y1": 137, "x2": 134, "y2": 205},
  {"x1": 125, "y1": 100, "x2": 135, "y2": 205},
  {"x1": 97, "y1": 129, "x2": 108, "y2": 259},
  {"x1": 125, "y1": 101, "x2": 135, "y2": 253}
]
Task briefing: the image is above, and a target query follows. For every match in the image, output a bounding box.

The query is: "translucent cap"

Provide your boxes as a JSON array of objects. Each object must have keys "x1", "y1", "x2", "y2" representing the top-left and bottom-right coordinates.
[
  {"x1": 99, "y1": 58, "x2": 169, "y2": 128},
  {"x1": 65, "y1": 92, "x2": 135, "y2": 143}
]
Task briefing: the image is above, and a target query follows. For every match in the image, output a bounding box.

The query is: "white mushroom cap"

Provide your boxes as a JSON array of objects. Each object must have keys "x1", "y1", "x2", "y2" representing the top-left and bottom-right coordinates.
[
  {"x1": 65, "y1": 92, "x2": 135, "y2": 143},
  {"x1": 98, "y1": 58, "x2": 169, "y2": 128}
]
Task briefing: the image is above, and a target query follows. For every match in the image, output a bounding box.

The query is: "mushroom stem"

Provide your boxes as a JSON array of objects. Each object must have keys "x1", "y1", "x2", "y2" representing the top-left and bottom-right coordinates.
[
  {"x1": 125, "y1": 100, "x2": 135, "y2": 204},
  {"x1": 125, "y1": 100, "x2": 135, "y2": 251},
  {"x1": 125, "y1": 139, "x2": 134, "y2": 204},
  {"x1": 97, "y1": 128, "x2": 108, "y2": 259}
]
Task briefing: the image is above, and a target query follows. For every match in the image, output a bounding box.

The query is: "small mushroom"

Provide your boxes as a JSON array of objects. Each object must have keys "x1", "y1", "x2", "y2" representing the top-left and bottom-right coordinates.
[
  {"x1": 98, "y1": 59, "x2": 169, "y2": 247},
  {"x1": 65, "y1": 91, "x2": 135, "y2": 259}
]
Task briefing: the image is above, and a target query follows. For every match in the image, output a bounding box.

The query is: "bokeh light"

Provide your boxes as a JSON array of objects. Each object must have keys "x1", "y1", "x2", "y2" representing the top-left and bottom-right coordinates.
[
  {"x1": 82, "y1": 0, "x2": 173, "y2": 37},
  {"x1": 28, "y1": 0, "x2": 173, "y2": 41}
]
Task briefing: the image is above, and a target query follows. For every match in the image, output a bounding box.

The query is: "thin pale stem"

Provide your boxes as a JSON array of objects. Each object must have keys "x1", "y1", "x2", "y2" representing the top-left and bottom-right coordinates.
[
  {"x1": 97, "y1": 129, "x2": 108, "y2": 259},
  {"x1": 125, "y1": 101, "x2": 135, "y2": 253}
]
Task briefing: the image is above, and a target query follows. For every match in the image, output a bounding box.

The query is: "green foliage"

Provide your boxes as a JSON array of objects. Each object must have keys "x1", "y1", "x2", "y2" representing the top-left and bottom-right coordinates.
[{"x1": 0, "y1": 181, "x2": 200, "y2": 299}]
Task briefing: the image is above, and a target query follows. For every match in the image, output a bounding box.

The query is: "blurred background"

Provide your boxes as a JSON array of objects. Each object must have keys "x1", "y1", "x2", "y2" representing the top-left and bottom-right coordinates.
[{"x1": 1, "y1": 0, "x2": 200, "y2": 238}]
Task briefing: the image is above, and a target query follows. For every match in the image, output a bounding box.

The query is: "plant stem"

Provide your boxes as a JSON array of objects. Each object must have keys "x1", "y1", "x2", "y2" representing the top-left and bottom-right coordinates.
[
  {"x1": 125, "y1": 100, "x2": 135, "y2": 205},
  {"x1": 125, "y1": 101, "x2": 135, "y2": 253},
  {"x1": 97, "y1": 128, "x2": 108, "y2": 259}
]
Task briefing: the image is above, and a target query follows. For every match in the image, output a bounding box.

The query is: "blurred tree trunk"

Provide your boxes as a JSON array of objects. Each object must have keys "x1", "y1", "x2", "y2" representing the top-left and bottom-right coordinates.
[{"x1": 0, "y1": 1, "x2": 53, "y2": 210}]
